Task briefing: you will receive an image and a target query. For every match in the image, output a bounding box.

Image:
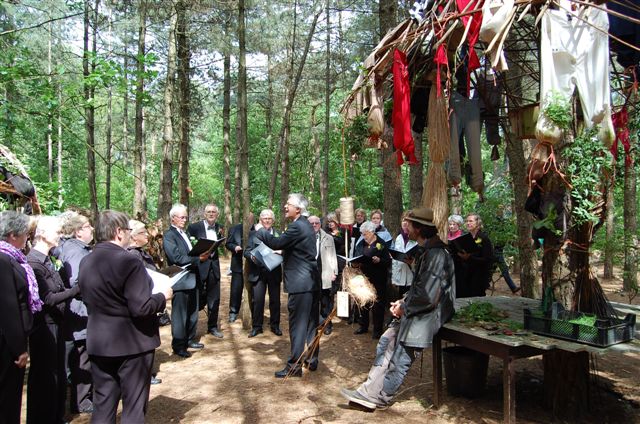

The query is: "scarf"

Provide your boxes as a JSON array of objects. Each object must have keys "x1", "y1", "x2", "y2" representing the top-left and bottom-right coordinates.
[{"x1": 0, "y1": 240, "x2": 43, "y2": 313}]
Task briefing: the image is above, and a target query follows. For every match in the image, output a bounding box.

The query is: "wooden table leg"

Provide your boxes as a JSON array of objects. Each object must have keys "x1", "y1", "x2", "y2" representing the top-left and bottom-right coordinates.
[
  {"x1": 433, "y1": 335, "x2": 442, "y2": 408},
  {"x1": 503, "y1": 356, "x2": 516, "y2": 424}
]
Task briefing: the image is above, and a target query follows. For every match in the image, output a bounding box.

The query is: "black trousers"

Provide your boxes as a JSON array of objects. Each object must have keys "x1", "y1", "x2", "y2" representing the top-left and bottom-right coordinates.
[
  {"x1": 204, "y1": 268, "x2": 221, "y2": 331},
  {"x1": 251, "y1": 275, "x2": 281, "y2": 329},
  {"x1": 320, "y1": 277, "x2": 340, "y2": 330},
  {"x1": 229, "y1": 271, "x2": 243, "y2": 315},
  {"x1": 90, "y1": 350, "x2": 154, "y2": 423},
  {"x1": 67, "y1": 339, "x2": 93, "y2": 412},
  {"x1": 287, "y1": 290, "x2": 320, "y2": 369},
  {"x1": 171, "y1": 288, "x2": 199, "y2": 352},
  {"x1": 1, "y1": 335, "x2": 26, "y2": 424},
  {"x1": 27, "y1": 321, "x2": 66, "y2": 424}
]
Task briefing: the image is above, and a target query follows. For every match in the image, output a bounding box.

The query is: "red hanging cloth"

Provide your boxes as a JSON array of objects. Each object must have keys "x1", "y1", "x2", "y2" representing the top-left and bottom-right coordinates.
[
  {"x1": 392, "y1": 49, "x2": 417, "y2": 165},
  {"x1": 611, "y1": 107, "x2": 633, "y2": 166}
]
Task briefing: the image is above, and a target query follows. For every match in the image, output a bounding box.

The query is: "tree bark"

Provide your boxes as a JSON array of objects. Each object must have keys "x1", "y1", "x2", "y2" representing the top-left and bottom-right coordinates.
[
  {"x1": 237, "y1": 0, "x2": 252, "y2": 328},
  {"x1": 47, "y1": 16, "x2": 53, "y2": 183},
  {"x1": 321, "y1": 0, "x2": 330, "y2": 216},
  {"x1": 603, "y1": 171, "x2": 615, "y2": 278},
  {"x1": 177, "y1": 0, "x2": 191, "y2": 208},
  {"x1": 409, "y1": 129, "x2": 424, "y2": 207},
  {"x1": 543, "y1": 351, "x2": 590, "y2": 421},
  {"x1": 105, "y1": 6, "x2": 113, "y2": 209},
  {"x1": 158, "y1": 2, "x2": 178, "y2": 225},
  {"x1": 222, "y1": 16, "x2": 233, "y2": 229},
  {"x1": 83, "y1": 0, "x2": 100, "y2": 222},
  {"x1": 379, "y1": 0, "x2": 402, "y2": 237},
  {"x1": 623, "y1": 155, "x2": 638, "y2": 293},
  {"x1": 133, "y1": 0, "x2": 148, "y2": 219}
]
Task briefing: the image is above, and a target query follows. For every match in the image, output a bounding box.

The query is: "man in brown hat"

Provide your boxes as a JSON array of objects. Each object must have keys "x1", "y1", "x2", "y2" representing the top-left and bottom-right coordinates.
[{"x1": 341, "y1": 207, "x2": 456, "y2": 410}]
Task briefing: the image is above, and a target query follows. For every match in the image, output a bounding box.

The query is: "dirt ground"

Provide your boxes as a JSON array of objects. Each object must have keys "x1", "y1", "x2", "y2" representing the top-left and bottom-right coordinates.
[{"x1": 28, "y1": 257, "x2": 640, "y2": 424}]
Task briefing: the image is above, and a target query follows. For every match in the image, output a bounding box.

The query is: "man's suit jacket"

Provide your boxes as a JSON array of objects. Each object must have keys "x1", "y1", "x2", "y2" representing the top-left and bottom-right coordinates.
[
  {"x1": 257, "y1": 216, "x2": 318, "y2": 294},
  {"x1": 187, "y1": 221, "x2": 223, "y2": 283},
  {"x1": 244, "y1": 226, "x2": 282, "y2": 284},
  {"x1": 163, "y1": 226, "x2": 199, "y2": 291},
  {"x1": 225, "y1": 223, "x2": 243, "y2": 273},
  {"x1": 78, "y1": 242, "x2": 166, "y2": 357},
  {"x1": 0, "y1": 252, "x2": 32, "y2": 359}
]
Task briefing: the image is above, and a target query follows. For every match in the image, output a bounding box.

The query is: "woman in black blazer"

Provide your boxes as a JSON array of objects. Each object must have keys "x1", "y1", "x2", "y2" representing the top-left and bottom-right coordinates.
[
  {"x1": 26, "y1": 215, "x2": 80, "y2": 424},
  {"x1": 0, "y1": 211, "x2": 37, "y2": 424}
]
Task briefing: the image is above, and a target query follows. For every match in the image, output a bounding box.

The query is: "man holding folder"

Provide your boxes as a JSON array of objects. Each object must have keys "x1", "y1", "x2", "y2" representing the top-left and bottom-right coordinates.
[{"x1": 163, "y1": 204, "x2": 211, "y2": 358}]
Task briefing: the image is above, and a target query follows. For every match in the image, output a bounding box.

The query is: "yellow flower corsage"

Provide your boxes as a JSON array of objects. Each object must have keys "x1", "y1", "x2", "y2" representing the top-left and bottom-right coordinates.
[{"x1": 376, "y1": 242, "x2": 383, "y2": 250}]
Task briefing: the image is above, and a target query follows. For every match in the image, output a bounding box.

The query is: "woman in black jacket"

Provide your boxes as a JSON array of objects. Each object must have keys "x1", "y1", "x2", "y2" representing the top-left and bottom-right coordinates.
[
  {"x1": 353, "y1": 220, "x2": 391, "y2": 339},
  {"x1": 27, "y1": 216, "x2": 80, "y2": 424}
]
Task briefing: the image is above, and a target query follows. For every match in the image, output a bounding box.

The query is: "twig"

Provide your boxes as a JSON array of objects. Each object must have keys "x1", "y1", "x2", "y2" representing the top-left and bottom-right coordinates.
[{"x1": 0, "y1": 12, "x2": 84, "y2": 37}]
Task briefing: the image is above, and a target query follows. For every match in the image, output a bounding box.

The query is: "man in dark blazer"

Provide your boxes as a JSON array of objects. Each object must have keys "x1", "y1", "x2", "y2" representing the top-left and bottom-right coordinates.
[
  {"x1": 78, "y1": 210, "x2": 171, "y2": 423},
  {"x1": 244, "y1": 209, "x2": 282, "y2": 337},
  {"x1": 164, "y1": 204, "x2": 208, "y2": 356},
  {"x1": 257, "y1": 193, "x2": 319, "y2": 378},
  {"x1": 187, "y1": 203, "x2": 224, "y2": 338},
  {"x1": 225, "y1": 213, "x2": 253, "y2": 323}
]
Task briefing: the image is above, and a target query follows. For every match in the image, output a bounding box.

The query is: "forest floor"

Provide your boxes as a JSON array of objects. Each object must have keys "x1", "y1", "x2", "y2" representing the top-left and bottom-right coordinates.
[{"x1": 38, "y1": 257, "x2": 640, "y2": 423}]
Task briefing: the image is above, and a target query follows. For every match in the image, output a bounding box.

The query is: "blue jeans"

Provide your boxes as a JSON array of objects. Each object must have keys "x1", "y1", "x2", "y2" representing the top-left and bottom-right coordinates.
[{"x1": 357, "y1": 324, "x2": 420, "y2": 405}]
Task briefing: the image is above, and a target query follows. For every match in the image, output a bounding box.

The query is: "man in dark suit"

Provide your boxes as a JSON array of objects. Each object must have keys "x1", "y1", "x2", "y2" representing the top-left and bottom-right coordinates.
[
  {"x1": 164, "y1": 204, "x2": 208, "y2": 357},
  {"x1": 78, "y1": 210, "x2": 171, "y2": 423},
  {"x1": 225, "y1": 213, "x2": 253, "y2": 323},
  {"x1": 244, "y1": 209, "x2": 282, "y2": 337},
  {"x1": 257, "y1": 193, "x2": 319, "y2": 378},
  {"x1": 187, "y1": 204, "x2": 224, "y2": 338}
]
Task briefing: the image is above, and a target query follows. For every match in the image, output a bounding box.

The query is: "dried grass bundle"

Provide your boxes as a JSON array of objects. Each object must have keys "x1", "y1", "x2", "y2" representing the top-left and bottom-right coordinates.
[
  {"x1": 422, "y1": 165, "x2": 449, "y2": 240},
  {"x1": 342, "y1": 267, "x2": 376, "y2": 308},
  {"x1": 427, "y1": 86, "x2": 450, "y2": 163}
]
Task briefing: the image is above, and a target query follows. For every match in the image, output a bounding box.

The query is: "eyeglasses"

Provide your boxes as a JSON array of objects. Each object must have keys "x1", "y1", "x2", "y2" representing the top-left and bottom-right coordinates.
[
  {"x1": 81, "y1": 223, "x2": 93, "y2": 230},
  {"x1": 310, "y1": 222, "x2": 321, "y2": 226},
  {"x1": 175, "y1": 216, "x2": 188, "y2": 220},
  {"x1": 205, "y1": 210, "x2": 218, "y2": 214}
]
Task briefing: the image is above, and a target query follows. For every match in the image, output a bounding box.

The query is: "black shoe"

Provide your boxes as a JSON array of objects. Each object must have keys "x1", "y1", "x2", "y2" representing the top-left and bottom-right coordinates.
[
  {"x1": 372, "y1": 331, "x2": 382, "y2": 340},
  {"x1": 174, "y1": 350, "x2": 192, "y2": 358},
  {"x1": 209, "y1": 328, "x2": 224, "y2": 338},
  {"x1": 248, "y1": 328, "x2": 263, "y2": 338},
  {"x1": 324, "y1": 326, "x2": 333, "y2": 335},
  {"x1": 150, "y1": 376, "x2": 162, "y2": 385},
  {"x1": 305, "y1": 361, "x2": 318, "y2": 372},
  {"x1": 353, "y1": 327, "x2": 367, "y2": 335},
  {"x1": 188, "y1": 342, "x2": 204, "y2": 349},
  {"x1": 270, "y1": 326, "x2": 283, "y2": 336},
  {"x1": 228, "y1": 313, "x2": 237, "y2": 323},
  {"x1": 275, "y1": 366, "x2": 302, "y2": 378},
  {"x1": 511, "y1": 286, "x2": 521, "y2": 294}
]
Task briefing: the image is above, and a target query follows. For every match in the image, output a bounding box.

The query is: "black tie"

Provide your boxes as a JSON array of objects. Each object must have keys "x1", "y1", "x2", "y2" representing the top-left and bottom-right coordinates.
[{"x1": 208, "y1": 225, "x2": 216, "y2": 231}]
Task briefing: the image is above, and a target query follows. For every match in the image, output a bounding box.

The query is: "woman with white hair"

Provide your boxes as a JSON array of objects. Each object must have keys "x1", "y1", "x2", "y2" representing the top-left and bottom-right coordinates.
[
  {"x1": 447, "y1": 214, "x2": 464, "y2": 241},
  {"x1": 0, "y1": 211, "x2": 38, "y2": 424},
  {"x1": 26, "y1": 216, "x2": 81, "y2": 424}
]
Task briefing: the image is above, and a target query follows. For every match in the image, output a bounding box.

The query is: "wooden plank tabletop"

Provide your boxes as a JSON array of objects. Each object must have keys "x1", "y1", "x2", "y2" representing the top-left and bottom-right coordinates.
[{"x1": 445, "y1": 296, "x2": 640, "y2": 355}]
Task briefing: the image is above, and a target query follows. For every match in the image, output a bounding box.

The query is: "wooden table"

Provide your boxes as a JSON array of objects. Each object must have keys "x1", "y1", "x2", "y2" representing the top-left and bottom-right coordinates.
[{"x1": 431, "y1": 296, "x2": 640, "y2": 424}]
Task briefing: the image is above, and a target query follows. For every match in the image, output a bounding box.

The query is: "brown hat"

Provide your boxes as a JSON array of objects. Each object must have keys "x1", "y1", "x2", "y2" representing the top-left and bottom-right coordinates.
[{"x1": 405, "y1": 207, "x2": 435, "y2": 227}]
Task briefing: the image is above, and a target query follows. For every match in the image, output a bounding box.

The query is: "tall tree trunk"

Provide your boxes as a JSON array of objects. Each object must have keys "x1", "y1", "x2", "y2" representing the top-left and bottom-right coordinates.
[
  {"x1": 237, "y1": 0, "x2": 252, "y2": 328},
  {"x1": 177, "y1": 0, "x2": 191, "y2": 208},
  {"x1": 311, "y1": 103, "x2": 321, "y2": 191},
  {"x1": 158, "y1": 3, "x2": 178, "y2": 224},
  {"x1": 409, "y1": 129, "x2": 424, "y2": 207},
  {"x1": 379, "y1": 0, "x2": 402, "y2": 236},
  {"x1": 222, "y1": 16, "x2": 233, "y2": 229},
  {"x1": 133, "y1": 0, "x2": 148, "y2": 219},
  {"x1": 83, "y1": 0, "x2": 100, "y2": 222},
  {"x1": 57, "y1": 87, "x2": 63, "y2": 207},
  {"x1": 321, "y1": 0, "x2": 330, "y2": 216},
  {"x1": 47, "y1": 16, "x2": 53, "y2": 182},
  {"x1": 603, "y1": 172, "x2": 615, "y2": 278},
  {"x1": 105, "y1": 6, "x2": 113, "y2": 208},
  {"x1": 269, "y1": 8, "x2": 320, "y2": 212},
  {"x1": 623, "y1": 155, "x2": 638, "y2": 293}
]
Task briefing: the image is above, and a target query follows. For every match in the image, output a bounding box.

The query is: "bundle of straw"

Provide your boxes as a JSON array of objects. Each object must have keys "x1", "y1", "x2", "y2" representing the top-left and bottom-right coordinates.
[
  {"x1": 422, "y1": 166, "x2": 449, "y2": 240},
  {"x1": 342, "y1": 266, "x2": 377, "y2": 308},
  {"x1": 427, "y1": 86, "x2": 450, "y2": 163}
]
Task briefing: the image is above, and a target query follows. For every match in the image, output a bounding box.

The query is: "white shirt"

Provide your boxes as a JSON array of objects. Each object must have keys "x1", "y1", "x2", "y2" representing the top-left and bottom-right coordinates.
[
  {"x1": 172, "y1": 225, "x2": 192, "y2": 249},
  {"x1": 204, "y1": 221, "x2": 218, "y2": 241}
]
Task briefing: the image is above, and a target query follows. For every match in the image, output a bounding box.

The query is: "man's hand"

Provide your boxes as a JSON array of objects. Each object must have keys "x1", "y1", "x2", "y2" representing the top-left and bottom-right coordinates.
[
  {"x1": 14, "y1": 352, "x2": 28, "y2": 368},
  {"x1": 234, "y1": 246, "x2": 242, "y2": 253},
  {"x1": 372, "y1": 256, "x2": 380, "y2": 264},
  {"x1": 390, "y1": 300, "x2": 404, "y2": 318},
  {"x1": 458, "y1": 252, "x2": 470, "y2": 261},
  {"x1": 163, "y1": 287, "x2": 174, "y2": 301},
  {"x1": 199, "y1": 252, "x2": 210, "y2": 261},
  {"x1": 331, "y1": 273, "x2": 336, "y2": 282}
]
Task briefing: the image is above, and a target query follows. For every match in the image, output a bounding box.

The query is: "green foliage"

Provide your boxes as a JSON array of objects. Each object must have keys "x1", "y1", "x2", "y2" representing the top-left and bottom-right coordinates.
[
  {"x1": 342, "y1": 115, "x2": 368, "y2": 157},
  {"x1": 563, "y1": 127, "x2": 614, "y2": 226},
  {"x1": 532, "y1": 204, "x2": 562, "y2": 236},
  {"x1": 455, "y1": 302, "x2": 508, "y2": 323},
  {"x1": 541, "y1": 91, "x2": 572, "y2": 130}
]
